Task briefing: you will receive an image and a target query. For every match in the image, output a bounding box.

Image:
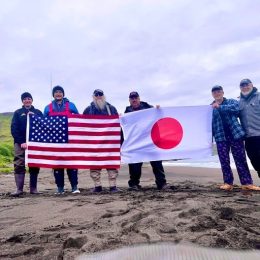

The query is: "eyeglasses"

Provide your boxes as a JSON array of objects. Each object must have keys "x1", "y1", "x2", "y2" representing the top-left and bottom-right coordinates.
[{"x1": 94, "y1": 92, "x2": 104, "y2": 97}]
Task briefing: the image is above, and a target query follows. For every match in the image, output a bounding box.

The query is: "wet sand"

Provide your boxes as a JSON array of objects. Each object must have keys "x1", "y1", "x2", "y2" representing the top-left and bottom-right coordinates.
[{"x1": 0, "y1": 165, "x2": 259, "y2": 259}]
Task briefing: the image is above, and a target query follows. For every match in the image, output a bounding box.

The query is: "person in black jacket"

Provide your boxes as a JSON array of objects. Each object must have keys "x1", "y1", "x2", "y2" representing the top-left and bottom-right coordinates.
[
  {"x1": 11, "y1": 92, "x2": 43, "y2": 196},
  {"x1": 124, "y1": 91, "x2": 168, "y2": 190}
]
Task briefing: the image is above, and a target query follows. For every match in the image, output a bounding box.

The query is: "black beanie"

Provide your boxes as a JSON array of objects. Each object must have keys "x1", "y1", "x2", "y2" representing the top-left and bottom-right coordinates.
[
  {"x1": 21, "y1": 92, "x2": 33, "y2": 101},
  {"x1": 52, "y1": 85, "x2": 65, "y2": 97}
]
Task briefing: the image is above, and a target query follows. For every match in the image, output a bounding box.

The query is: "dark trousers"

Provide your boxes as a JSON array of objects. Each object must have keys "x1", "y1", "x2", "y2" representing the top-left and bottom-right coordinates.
[
  {"x1": 245, "y1": 136, "x2": 260, "y2": 177},
  {"x1": 14, "y1": 143, "x2": 40, "y2": 175},
  {"x1": 128, "y1": 161, "x2": 166, "y2": 189},
  {"x1": 53, "y1": 168, "x2": 78, "y2": 188}
]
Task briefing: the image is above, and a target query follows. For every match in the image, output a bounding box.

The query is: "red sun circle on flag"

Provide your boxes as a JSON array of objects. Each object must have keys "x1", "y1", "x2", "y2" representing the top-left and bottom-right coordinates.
[{"x1": 151, "y1": 117, "x2": 183, "y2": 149}]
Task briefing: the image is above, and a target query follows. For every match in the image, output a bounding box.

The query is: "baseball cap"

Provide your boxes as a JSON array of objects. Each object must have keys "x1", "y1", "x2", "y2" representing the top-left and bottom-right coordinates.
[
  {"x1": 240, "y1": 79, "x2": 252, "y2": 86},
  {"x1": 211, "y1": 85, "x2": 223, "y2": 92},
  {"x1": 129, "y1": 91, "x2": 139, "y2": 98}
]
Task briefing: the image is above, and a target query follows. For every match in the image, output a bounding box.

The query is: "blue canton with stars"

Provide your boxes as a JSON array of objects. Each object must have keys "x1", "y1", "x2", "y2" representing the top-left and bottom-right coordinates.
[{"x1": 29, "y1": 115, "x2": 68, "y2": 143}]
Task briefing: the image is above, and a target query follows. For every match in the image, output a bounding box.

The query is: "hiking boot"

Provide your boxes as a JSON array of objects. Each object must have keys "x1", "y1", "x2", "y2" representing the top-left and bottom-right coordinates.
[
  {"x1": 110, "y1": 186, "x2": 120, "y2": 193},
  {"x1": 92, "y1": 186, "x2": 102, "y2": 193},
  {"x1": 128, "y1": 185, "x2": 142, "y2": 191},
  {"x1": 220, "y1": 183, "x2": 233, "y2": 191},
  {"x1": 158, "y1": 183, "x2": 171, "y2": 190},
  {"x1": 241, "y1": 184, "x2": 260, "y2": 191}
]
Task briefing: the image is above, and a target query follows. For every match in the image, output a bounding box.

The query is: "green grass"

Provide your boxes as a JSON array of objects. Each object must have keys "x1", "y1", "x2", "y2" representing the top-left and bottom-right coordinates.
[{"x1": 0, "y1": 113, "x2": 13, "y2": 173}]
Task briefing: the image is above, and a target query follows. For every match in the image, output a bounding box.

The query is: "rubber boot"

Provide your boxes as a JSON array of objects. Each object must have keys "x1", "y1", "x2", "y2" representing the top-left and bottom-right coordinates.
[
  {"x1": 11, "y1": 174, "x2": 25, "y2": 197},
  {"x1": 30, "y1": 173, "x2": 40, "y2": 194}
]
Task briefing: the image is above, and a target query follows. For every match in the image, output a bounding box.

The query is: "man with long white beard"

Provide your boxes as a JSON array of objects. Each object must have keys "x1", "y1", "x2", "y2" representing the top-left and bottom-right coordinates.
[
  {"x1": 239, "y1": 79, "x2": 260, "y2": 178},
  {"x1": 83, "y1": 89, "x2": 120, "y2": 192}
]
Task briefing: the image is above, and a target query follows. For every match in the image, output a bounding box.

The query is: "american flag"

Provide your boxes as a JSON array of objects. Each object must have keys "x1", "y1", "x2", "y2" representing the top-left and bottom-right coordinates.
[{"x1": 26, "y1": 114, "x2": 121, "y2": 169}]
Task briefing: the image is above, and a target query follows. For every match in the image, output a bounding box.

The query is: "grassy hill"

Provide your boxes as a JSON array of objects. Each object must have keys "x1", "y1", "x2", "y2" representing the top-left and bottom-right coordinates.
[{"x1": 0, "y1": 113, "x2": 13, "y2": 173}]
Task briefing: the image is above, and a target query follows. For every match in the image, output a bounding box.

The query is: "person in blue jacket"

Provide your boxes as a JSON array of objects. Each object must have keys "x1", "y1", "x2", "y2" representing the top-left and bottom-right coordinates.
[{"x1": 44, "y1": 86, "x2": 80, "y2": 194}]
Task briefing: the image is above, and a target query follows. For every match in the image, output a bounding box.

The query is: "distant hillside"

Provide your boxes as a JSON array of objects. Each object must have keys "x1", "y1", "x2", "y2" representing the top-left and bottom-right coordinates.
[
  {"x1": 0, "y1": 113, "x2": 13, "y2": 173},
  {"x1": 0, "y1": 113, "x2": 13, "y2": 143}
]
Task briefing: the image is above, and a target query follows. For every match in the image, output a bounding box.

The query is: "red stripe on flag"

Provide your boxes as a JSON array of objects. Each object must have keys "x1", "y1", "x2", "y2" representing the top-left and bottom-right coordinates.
[
  {"x1": 69, "y1": 122, "x2": 120, "y2": 128},
  {"x1": 69, "y1": 140, "x2": 121, "y2": 144},
  {"x1": 69, "y1": 114, "x2": 119, "y2": 119},
  {"x1": 68, "y1": 131, "x2": 121, "y2": 136},
  {"x1": 28, "y1": 155, "x2": 120, "y2": 161}
]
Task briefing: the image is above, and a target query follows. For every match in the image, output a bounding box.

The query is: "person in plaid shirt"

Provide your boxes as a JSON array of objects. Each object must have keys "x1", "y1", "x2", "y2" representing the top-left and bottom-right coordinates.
[{"x1": 211, "y1": 85, "x2": 260, "y2": 191}]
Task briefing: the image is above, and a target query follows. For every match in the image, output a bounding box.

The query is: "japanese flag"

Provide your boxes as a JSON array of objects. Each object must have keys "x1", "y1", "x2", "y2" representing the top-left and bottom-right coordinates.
[{"x1": 120, "y1": 105, "x2": 212, "y2": 164}]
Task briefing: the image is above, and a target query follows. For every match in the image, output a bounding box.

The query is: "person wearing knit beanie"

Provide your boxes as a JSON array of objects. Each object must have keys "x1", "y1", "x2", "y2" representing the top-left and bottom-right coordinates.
[
  {"x1": 44, "y1": 86, "x2": 80, "y2": 194},
  {"x1": 52, "y1": 85, "x2": 65, "y2": 97},
  {"x1": 21, "y1": 92, "x2": 33, "y2": 101}
]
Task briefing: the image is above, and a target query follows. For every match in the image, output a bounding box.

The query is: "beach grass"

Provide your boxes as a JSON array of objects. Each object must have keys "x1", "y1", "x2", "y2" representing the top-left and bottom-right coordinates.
[{"x1": 0, "y1": 113, "x2": 13, "y2": 173}]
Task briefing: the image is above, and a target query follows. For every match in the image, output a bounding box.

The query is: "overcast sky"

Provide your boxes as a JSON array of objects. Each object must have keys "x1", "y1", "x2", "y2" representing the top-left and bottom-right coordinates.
[{"x1": 0, "y1": 0, "x2": 260, "y2": 114}]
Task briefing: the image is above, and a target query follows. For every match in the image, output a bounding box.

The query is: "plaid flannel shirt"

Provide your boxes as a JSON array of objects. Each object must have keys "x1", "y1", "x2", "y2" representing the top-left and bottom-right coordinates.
[{"x1": 212, "y1": 98, "x2": 245, "y2": 142}]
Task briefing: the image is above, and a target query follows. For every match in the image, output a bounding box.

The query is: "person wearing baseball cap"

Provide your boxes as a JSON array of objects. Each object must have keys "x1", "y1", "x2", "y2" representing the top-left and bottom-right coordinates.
[
  {"x1": 211, "y1": 85, "x2": 260, "y2": 191},
  {"x1": 123, "y1": 91, "x2": 170, "y2": 191},
  {"x1": 43, "y1": 86, "x2": 80, "y2": 194},
  {"x1": 83, "y1": 89, "x2": 120, "y2": 192},
  {"x1": 10, "y1": 92, "x2": 43, "y2": 196},
  {"x1": 239, "y1": 78, "x2": 260, "y2": 180}
]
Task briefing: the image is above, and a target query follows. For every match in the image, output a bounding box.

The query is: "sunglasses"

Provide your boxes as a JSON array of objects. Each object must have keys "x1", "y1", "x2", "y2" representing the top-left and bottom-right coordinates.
[
  {"x1": 240, "y1": 84, "x2": 249, "y2": 88},
  {"x1": 94, "y1": 92, "x2": 104, "y2": 97},
  {"x1": 130, "y1": 95, "x2": 139, "y2": 99}
]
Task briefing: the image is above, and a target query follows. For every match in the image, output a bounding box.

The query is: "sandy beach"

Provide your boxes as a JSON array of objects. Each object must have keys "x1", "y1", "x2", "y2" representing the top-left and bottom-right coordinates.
[{"x1": 0, "y1": 165, "x2": 260, "y2": 259}]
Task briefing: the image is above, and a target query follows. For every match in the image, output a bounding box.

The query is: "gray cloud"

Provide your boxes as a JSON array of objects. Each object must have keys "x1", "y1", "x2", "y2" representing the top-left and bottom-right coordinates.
[{"x1": 1, "y1": 0, "x2": 260, "y2": 113}]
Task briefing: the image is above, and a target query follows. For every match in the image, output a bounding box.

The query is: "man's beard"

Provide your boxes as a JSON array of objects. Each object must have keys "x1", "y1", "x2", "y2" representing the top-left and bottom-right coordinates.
[
  {"x1": 94, "y1": 98, "x2": 106, "y2": 110},
  {"x1": 241, "y1": 88, "x2": 253, "y2": 96}
]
